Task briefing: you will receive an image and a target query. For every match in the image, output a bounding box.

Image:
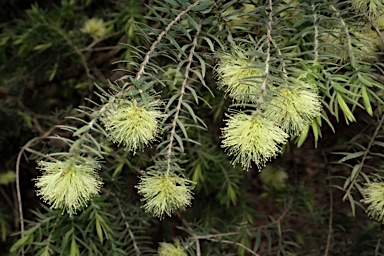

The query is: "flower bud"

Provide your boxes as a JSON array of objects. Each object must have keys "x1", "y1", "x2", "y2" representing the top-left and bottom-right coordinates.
[
  {"x1": 259, "y1": 164, "x2": 288, "y2": 189},
  {"x1": 81, "y1": 18, "x2": 107, "y2": 39}
]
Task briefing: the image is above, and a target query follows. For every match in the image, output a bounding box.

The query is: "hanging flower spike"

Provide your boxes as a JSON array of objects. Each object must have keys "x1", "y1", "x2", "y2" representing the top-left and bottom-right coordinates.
[
  {"x1": 158, "y1": 241, "x2": 187, "y2": 256},
  {"x1": 34, "y1": 157, "x2": 103, "y2": 216},
  {"x1": 221, "y1": 112, "x2": 288, "y2": 169},
  {"x1": 136, "y1": 173, "x2": 194, "y2": 219},
  {"x1": 362, "y1": 180, "x2": 384, "y2": 223},
  {"x1": 265, "y1": 84, "x2": 321, "y2": 136},
  {"x1": 102, "y1": 99, "x2": 162, "y2": 153},
  {"x1": 215, "y1": 48, "x2": 264, "y2": 103}
]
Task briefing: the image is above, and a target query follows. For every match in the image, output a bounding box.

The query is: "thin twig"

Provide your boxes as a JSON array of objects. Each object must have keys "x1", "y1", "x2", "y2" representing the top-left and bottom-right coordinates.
[
  {"x1": 135, "y1": 0, "x2": 201, "y2": 80},
  {"x1": 207, "y1": 238, "x2": 260, "y2": 256},
  {"x1": 256, "y1": 0, "x2": 273, "y2": 110},
  {"x1": 16, "y1": 125, "x2": 59, "y2": 256},
  {"x1": 178, "y1": 198, "x2": 293, "y2": 255},
  {"x1": 165, "y1": 20, "x2": 202, "y2": 175},
  {"x1": 104, "y1": 189, "x2": 141, "y2": 256},
  {"x1": 343, "y1": 113, "x2": 384, "y2": 201},
  {"x1": 366, "y1": 15, "x2": 384, "y2": 46},
  {"x1": 312, "y1": 3, "x2": 319, "y2": 63},
  {"x1": 78, "y1": 32, "x2": 120, "y2": 52}
]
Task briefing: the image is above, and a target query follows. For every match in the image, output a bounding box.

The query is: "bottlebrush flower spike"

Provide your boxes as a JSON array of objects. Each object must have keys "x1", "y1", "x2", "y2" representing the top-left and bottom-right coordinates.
[
  {"x1": 221, "y1": 112, "x2": 288, "y2": 169},
  {"x1": 34, "y1": 157, "x2": 103, "y2": 216},
  {"x1": 362, "y1": 180, "x2": 384, "y2": 223},
  {"x1": 215, "y1": 48, "x2": 264, "y2": 103},
  {"x1": 102, "y1": 99, "x2": 162, "y2": 153},
  {"x1": 265, "y1": 84, "x2": 321, "y2": 136},
  {"x1": 136, "y1": 173, "x2": 194, "y2": 219},
  {"x1": 158, "y1": 241, "x2": 187, "y2": 256}
]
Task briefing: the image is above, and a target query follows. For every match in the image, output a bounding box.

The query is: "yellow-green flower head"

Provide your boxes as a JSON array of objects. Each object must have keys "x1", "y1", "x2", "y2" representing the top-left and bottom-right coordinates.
[
  {"x1": 158, "y1": 241, "x2": 187, "y2": 256},
  {"x1": 259, "y1": 164, "x2": 288, "y2": 189},
  {"x1": 265, "y1": 84, "x2": 321, "y2": 135},
  {"x1": 136, "y1": 173, "x2": 194, "y2": 219},
  {"x1": 362, "y1": 181, "x2": 384, "y2": 223},
  {"x1": 34, "y1": 158, "x2": 102, "y2": 216},
  {"x1": 81, "y1": 18, "x2": 107, "y2": 39},
  {"x1": 102, "y1": 99, "x2": 162, "y2": 153},
  {"x1": 352, "y1": 0, "x2": 384, "y2": 18},
  {"x1": 221, "y1": 112, "x2": 288, "y2": 169},
  {"x1": 215, "y1": 48, "x2": 264, "y2": 102}
]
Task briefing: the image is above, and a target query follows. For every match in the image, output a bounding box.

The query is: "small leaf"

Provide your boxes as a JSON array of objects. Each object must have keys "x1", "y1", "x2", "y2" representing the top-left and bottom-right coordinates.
[
  {"x1": 95, "y1": 219, "x2": 103, "y2": 243},
  {"x1": 10, "y1": 235, "x2": 30, "y2": 253},
  {"x1": 361, "y1": 86, "x2": 372, "y2": 116}
]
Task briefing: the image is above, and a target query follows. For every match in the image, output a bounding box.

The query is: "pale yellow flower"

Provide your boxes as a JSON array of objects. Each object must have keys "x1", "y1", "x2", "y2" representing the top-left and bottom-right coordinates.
[
  {"x1": 136, "y1": 173, "x2": 194, "y2": 219},
  {"x1": 215, "y1": 48, "x2": 264, "y2": 102},
  {"x1": 102, "y1": 99, "x2": 162, "y2": 153},
  {"x1": 34, "y1": 157, "x2": 102, "y2": 216},
  {"x1": 362, "y1": 180, "x2": 384, "y2": 223},
  {"x1": 158, "y1": 241, "x2": 187, "y2": 256},
  {"x1": 221, "y1": 112, "x2": 288, "y2": 169},
  {"x1": 265, "y1": 84, "x2": 321, "y2": 135}
]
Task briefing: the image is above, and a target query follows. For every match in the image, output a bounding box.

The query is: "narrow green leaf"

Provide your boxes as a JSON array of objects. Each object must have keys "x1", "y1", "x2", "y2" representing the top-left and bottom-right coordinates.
[
  {"x1": 95, "y1": 219, "x2": 103, "y2": 243},
  {"x1": 10, "y1": 235, "x2": 30, "y2": 253}
]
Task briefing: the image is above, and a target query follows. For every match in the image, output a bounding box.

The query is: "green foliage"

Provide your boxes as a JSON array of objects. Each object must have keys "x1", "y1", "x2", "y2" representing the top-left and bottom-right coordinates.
[{"x1": 1, "y1": 0, "x2": 384, "y2": 255}]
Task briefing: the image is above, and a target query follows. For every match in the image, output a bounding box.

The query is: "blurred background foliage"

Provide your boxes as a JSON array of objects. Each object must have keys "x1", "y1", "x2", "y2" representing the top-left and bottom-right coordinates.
[{"x1": 1, "y1": 0, "x2": 384, "y2": 255}]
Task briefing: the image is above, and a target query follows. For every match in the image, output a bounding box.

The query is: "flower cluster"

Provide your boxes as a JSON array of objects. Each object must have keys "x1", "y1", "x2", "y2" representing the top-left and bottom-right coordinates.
[
  {"x1": 362, "y1": 180, "x2": 384, "y2": 223},
  {"x1": 101, "y1": 99, "x2": 162, "y2": 153},
  {"x1": 215, "y1": 48, "x2": 264, "y2": 103},
  {"x1": 34, "y1": 157, "x2": 103, "y2": 216},
  {"x1": 221, "y1": 112, "x2": 288, "y2": 169},
  {"x1": 136, "y1": 172, "x2": 194, "y2": 219},
  {"x1": 158, "y1": 241, "x2": 187, "y2": 256},
  {"x1": 215, "y1": 46, "x2": 322, "y2": 169},
  {"x1": 265, "y1": 84, "x2": 321, "y2": 135}
]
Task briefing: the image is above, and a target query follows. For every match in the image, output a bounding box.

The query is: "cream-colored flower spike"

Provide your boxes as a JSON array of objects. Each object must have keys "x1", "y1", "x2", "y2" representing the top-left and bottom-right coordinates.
[
  {"x1": 34, "y1": 158, "x2": 102, "y2": 216},
  {"x1": 158, "y1": 241, "x2": 187, "y2": 256},
  {"x1": 102, "y1": 99, "x2": 162, "y2": 153},
  {"x1": 222, "y1": 112, "x2": 288, "y2": 169},
  {"x1": 362, "y1": 181, "x2": 384, "y2": 223},
  {"x1": 215, "y1": 48, "x2": 264, "y2": 103},
  {"x1": 136, "y1": 173, "x2": 194, "y2": 219},
  {"x1": 266, "y1": 84, "x2": 321, "y2": 136}
]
